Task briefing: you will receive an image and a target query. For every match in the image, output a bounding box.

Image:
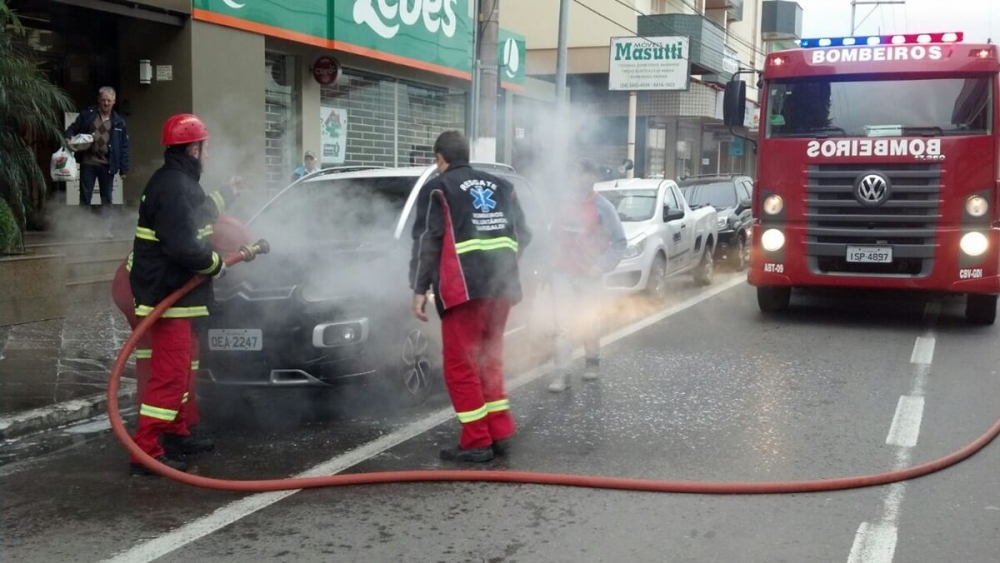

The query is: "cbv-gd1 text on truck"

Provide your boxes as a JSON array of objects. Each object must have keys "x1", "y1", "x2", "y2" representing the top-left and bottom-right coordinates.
[{"x1": 724, "y1": 32, "x2": 1000, "y2": 324}]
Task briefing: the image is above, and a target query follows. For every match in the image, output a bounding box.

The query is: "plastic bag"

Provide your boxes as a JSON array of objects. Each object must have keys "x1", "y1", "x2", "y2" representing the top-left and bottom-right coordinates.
[
  {"x1": 50, "y1": 148, "x2": 78, "y2": 182},
  {"x1": 67, "y1": 133, "x2": 93, "y2": 152}
]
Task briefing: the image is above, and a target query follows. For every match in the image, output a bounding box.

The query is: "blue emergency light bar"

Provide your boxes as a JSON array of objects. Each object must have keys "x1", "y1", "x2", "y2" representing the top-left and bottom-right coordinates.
[{"x1": 797, "y1": 32, "x2": 963, "y2": 49}]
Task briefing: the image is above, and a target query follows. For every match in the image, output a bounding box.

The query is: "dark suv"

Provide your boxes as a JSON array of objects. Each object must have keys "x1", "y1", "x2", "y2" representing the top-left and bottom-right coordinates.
[
  {"x1": 198, "y1": 164, "x2": 545, "y2": 406},
  {"x1": 679, "y1": 175, "x2": 754, "y2": 270}
]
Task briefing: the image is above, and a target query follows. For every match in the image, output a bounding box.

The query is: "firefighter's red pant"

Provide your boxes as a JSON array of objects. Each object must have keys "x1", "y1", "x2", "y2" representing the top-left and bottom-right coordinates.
[
  {"x1": 131, "y1": 318, "x2": 193, "y2": 461},
  {"x1": 441, "y1": 298, "x2": 515, "y2": 449},
  {"x1": 113, "y1": 262, "x2": 200, "y2": 436}
]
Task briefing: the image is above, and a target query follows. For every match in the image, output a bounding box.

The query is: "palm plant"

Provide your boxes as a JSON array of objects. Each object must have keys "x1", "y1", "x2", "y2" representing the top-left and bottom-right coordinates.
[{"x1": 0, "y1": 0, "x2": 74, "y2": 254}]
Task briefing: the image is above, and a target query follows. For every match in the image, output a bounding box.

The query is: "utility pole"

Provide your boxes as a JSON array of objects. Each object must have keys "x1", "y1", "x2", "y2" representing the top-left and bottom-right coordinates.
[
  {"x1": 850, "y1": 0, "x2": 905, "y2": 35},
  {"x1": 555, "y1": 0, "x2": 570, "y2": 105},
  {"x1": 476, "y1": 0, "x2": 499, "y2": 162}
]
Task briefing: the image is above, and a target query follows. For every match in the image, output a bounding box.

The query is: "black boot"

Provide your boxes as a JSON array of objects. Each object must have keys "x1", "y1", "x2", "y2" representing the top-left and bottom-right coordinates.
[
  {"x1": 130, "y1": 456, "x2": 188, "y2": 476},
  {"x1": 491, "y1": 439, "x2": 511, "y2": 456},
  {"x1": 439, "y1": 446, "x2": 494, "y2": 462},
  {"x1": 163, "y1": 434, "x2": 215, "y2": 457}
]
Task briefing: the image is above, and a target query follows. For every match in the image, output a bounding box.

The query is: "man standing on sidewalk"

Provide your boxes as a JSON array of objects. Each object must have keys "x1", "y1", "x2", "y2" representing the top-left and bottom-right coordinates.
[
  {"x1": 410, "y1": 130, "x2": 531, "y2": 462},
  {"x1": 547, "y1": 158, "x2": 626, "y2": 393},
  {"x1": 66, "y1": 86, "x2": 130, "y2": 236}
]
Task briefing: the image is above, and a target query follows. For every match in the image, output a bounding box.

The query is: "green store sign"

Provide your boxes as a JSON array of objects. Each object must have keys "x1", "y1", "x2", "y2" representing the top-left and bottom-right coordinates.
[{"x1": 193, "y1": 0, "x2": 525, "y2": 87}]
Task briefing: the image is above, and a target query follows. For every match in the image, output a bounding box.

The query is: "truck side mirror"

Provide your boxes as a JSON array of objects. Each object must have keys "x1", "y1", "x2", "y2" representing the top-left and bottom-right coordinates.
[
  {"x1": 664, "y1": 206, "x2": 685, "y2": 222},
  {"x1": 724, "y1": 80, "x2": 747, "y2": 128}
]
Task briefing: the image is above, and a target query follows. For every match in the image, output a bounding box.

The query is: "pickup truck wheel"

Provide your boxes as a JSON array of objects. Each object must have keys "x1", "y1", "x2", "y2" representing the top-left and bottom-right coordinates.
[
  {"x1": 757, "y1": 286, "x2": 791, "y2": 313},
  {"x1": 694, "y1": 250, "x2": 714, "y2": 286},
  {"x1": 965, "y1": 294, "x2": 998, "y2": 325},
  {"x1": 645, "y1": 254, "x2": 668, "y2": 301}
]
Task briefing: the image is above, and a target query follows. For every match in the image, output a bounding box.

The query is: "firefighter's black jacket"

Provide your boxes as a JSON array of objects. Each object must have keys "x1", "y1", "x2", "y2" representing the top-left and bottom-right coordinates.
[
  {"x1": 409, "y1": 161, "x2": 532, "y2": 315},
  {"x1": 130, "y1": 150, "x2": 232, "y2": 318}
]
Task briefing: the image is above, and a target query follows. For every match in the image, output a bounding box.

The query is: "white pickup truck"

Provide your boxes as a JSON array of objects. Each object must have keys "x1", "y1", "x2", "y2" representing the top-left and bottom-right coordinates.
[{"x1": 596, "y1": 178, "x2": 719, "y2": 300}]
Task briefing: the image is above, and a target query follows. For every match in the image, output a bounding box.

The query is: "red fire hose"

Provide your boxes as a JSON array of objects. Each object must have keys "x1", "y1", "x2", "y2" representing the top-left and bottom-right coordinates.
[{"x1": 108, "y1": 240, "x2": 1000, "y2": 493}]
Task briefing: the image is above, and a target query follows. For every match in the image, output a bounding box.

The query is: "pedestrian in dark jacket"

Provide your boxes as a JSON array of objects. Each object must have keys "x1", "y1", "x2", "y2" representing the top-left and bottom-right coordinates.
[
  {"x1": 410, "y1": 130, "x2": 532, "y2": 462},
  {"x1": 65, "y1": 86, "x2": 130, "y2": 235},
  {"x1": 127, "y1": 113, "x2": 235, "y2": 476},
  {"x1": 547, "y1": 157, "x2": 627, "y2": 393}
]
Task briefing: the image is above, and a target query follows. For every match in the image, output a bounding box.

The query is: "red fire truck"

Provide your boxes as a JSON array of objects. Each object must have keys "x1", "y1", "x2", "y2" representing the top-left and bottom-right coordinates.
[{"x1": 724, "y1": 32, "x2": 999, "y2": 324}]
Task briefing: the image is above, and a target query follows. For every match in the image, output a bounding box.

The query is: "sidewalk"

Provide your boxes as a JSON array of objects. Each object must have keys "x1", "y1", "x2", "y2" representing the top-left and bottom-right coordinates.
[{"x1": 0, "y1": 298, "x2": 136, "y2": 441}]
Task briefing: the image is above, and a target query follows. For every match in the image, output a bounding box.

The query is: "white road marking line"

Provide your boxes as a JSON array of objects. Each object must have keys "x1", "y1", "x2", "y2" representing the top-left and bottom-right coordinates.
[
  {"x1": 885, "y1": 396, "x2": 925, "y2": 448},
  {"x1": 102, "y1": 276, "x2": 746, "y2": 563},
  {"x1": 909, "y1": 336, "x2": 935, "y2": 365},
  {"x1": 848, "y1": 522, "x2": 899, "y2": 563}
]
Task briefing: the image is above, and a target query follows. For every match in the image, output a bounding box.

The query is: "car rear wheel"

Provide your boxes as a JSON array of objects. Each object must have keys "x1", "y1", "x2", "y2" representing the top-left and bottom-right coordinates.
[
  {"x1": 757, "y1": 286, "x2": 791, "y2": 313},
  {"x1": 965, "y1": 294, "x2": 998, "y2": 325},
  {"x1": 729, "y1": 234, "x2": 748, "y2": 271}
]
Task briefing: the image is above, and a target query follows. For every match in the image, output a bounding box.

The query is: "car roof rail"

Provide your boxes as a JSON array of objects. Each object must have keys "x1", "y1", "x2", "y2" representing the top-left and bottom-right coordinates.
[{"x1": 470, "y1": 161, "x2": 517, "y2": 173}]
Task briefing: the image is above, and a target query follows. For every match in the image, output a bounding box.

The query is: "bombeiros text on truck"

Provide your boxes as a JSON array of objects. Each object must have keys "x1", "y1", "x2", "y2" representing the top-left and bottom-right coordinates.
[{"x1": 722, "y1": 31, "x2": 1000, "y2": 324}]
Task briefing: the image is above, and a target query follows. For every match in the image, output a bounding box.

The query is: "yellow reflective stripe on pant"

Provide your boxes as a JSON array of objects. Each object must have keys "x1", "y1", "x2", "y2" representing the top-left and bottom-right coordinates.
[
  {"x1": 135, "y1": 304, "x2": 210, "y2": 318},
  {"x1": 182, "y1": 392, "x2": 190, "y2": 404},
  {"x1": 140, "y1": 403, "x2": 178, "y2": 422},
  {"x1": 196, "y1": 252, "x2": 221, "y2": 275},
  {"x1": 454, "y1": 237, "x2": 518, "y2": 255},
  {"x1": 135, "y1": 226, "x2": 159, "y2": 242},
  {"x1": 485, "y1": 399, "x2": 510, "y2": 413},
  {"x1": 135, "y1": 348, "x2": 152, "y2": 360},
  {"x1": 190, "y1": 360, "x2": 200, "y2": 370},
  {"x1": 456, "y1": 405, "x2": 488, "y2": 424}
]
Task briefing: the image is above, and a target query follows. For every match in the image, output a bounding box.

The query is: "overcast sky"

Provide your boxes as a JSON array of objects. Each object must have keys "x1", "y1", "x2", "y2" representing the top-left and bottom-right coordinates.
[{"x1": 793, "y1": 0, "x2": 1000, "y2": 43}]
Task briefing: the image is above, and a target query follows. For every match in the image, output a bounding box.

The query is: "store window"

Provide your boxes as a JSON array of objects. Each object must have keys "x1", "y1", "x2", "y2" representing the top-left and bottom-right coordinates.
[
  {"x1": 646, "y1": 125, "x2": 667, "y2": 179},
  {"x1": 320, "y1": 70, "x2": 466, "y2": 169},
  {"x1": 265, "y1": 52, "x2": 300, "y2": 194}
]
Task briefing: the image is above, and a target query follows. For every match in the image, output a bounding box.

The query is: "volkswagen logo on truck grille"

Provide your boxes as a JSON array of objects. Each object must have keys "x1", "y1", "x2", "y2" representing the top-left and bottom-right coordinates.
[{"x1": 854, "y1": 173, "x2": 891, "y2": 206}]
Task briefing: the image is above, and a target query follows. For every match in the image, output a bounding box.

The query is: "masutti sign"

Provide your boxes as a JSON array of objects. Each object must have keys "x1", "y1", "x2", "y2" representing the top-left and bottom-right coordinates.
[{"x1": 609, "y1": 36, "x2": 690, "y2": 91}]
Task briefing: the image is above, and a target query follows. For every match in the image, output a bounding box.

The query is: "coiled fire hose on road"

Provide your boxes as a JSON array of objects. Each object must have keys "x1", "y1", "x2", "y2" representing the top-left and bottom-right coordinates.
[{"x1": 107, "y1": 239, "x2": 1000, "y2": 493}]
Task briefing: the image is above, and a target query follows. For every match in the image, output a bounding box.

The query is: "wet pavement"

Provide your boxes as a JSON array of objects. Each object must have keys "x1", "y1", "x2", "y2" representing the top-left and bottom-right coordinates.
[
  {"x1": 0, "y1": 298, "x2": 131, "y2": 415},
  {"x1": 2, "y1": 273, "x2": 999, "y2": 562}
]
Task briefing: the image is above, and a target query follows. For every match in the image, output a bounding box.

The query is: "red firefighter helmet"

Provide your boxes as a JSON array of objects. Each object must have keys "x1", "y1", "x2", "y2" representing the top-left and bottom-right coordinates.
[
  {"x1": 162, "y1": 113, "x2": 209, "y2": 147},
  {"x1": 209, "y1": 214, "x2": 251, "y2": 255}
]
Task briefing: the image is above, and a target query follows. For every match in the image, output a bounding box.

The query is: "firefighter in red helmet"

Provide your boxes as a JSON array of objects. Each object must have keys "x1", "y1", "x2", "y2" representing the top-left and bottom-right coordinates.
[{"x1": 126, "y1": 113, "x2": 240, "y2": 475}]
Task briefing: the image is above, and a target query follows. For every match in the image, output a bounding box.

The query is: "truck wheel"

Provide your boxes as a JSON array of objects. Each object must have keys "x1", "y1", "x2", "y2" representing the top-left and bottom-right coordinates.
[
  {"x1": 694, "y1": 250, "x2": 714, "y2": 286},
  {"x1": 645, "y1": 254, "x2": 668, "y2": 301},
  {"x1": 729, "y1": 234, "x2": 748, "y2": 271},
  {"x1": 757, "y1": 286, "x2": 791, "y2": 313},
  {"x1": 965, "y1": 294, "x2": 998, "y2": 325}
]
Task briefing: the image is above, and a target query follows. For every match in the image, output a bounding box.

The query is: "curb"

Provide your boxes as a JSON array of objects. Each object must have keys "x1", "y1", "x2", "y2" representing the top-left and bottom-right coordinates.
[{"x1": 0, "y1": 381, "x2": 136, "y2": 441}]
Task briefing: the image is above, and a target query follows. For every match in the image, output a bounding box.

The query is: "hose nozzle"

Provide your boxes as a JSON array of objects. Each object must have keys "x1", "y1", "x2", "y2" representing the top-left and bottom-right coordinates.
[{"x1": 239, "y1": 239, "x2": 270, "y2": 262}]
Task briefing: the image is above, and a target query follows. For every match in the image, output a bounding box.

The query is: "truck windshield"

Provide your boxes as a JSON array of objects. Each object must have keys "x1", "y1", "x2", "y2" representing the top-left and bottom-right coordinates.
[
  {"x1": 602, "y1": 190, "x2": 659, "y2": 222},
  {"x1": 766, "y1": 76, "x2": 992, "y2": 138}
]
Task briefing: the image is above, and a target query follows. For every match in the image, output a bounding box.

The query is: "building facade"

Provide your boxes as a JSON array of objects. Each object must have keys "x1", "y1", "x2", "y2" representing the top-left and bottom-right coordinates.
[
  {"x1": 12, "y1": 0, "x2": 532, "y2": 208},
  {"x1": 502, "y1": 0, "x2": 782, "y2": 180}
]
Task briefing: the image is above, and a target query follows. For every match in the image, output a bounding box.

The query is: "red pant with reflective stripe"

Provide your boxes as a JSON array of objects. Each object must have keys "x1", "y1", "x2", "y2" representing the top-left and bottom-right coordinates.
[
  {"x1": 112, "y1": 262, "x2": 199, "y2": 434},
  {"x1": 132, "y1": 318, "x2": 193, "y2": 461},
  {"x1": 441, "y1": 298, "x2": 515, "y2": 449}
]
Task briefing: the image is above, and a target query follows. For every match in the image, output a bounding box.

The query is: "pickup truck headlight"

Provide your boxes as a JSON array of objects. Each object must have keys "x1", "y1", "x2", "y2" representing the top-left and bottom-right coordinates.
[
  {"x1": 624, "y1": 237, "x2": 647, "y2": 260},
  {"x1": 717, "y1": 216, "x2": 729, "y2": 229}
]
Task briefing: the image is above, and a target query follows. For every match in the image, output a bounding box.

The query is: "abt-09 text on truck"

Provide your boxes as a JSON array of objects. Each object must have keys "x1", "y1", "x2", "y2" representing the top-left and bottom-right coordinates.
[{"x1": 723, "y1": 32, "x2": 1000, "y2": 324}]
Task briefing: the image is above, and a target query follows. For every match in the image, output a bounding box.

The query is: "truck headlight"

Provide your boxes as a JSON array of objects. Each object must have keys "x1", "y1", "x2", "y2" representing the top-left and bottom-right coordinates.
[
  {"x1": 960, "y1": 232, "x2": 988, "y2": 257},
  {"x1": 624, "y1": 237, "x2": 647, "y2": 259},
  {"x1": 761, "y1": 229, "x2": 785, "y2": 252},
  {"x1": 966, "y1": 195, "x2": 989, "y2": 217},
  {"x1": 763, "y1": 195, "x2": 783, "y2": 215},
  {"x1": 717, "y1": 216, "x2": 729, "y2": 229}
]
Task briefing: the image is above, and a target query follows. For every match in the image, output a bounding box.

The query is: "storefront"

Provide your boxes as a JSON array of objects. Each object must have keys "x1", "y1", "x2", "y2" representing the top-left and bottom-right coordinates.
[{"x1": 189, "y1": 0, "x2": 528, "y2": 194}]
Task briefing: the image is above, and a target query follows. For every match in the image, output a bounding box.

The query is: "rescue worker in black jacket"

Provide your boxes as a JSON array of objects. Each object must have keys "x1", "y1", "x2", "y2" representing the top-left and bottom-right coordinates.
[
  {"x1": 410, "y1": 130, "x2": 532, "y2": 462},
  {"x1": 128, "y1": 113, "x2": 234, "y2": 476}
]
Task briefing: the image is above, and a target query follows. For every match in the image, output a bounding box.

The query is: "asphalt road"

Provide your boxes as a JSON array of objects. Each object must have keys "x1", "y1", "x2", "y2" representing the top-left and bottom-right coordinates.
[{"x1": 2, "y1": 273, "x2": 999, "y2": 563}]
